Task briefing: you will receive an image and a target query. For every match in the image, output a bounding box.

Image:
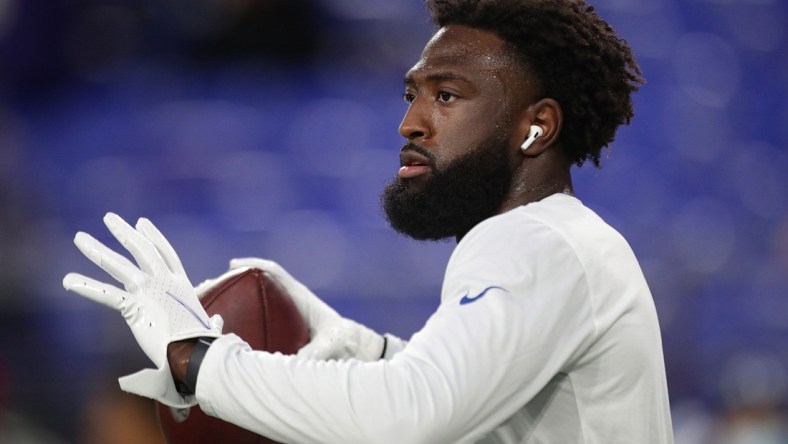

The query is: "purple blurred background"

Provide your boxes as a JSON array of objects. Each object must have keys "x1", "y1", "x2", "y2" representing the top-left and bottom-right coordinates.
[{"x1": 0, "y1": 0, "x2": 786, "y2": 442}]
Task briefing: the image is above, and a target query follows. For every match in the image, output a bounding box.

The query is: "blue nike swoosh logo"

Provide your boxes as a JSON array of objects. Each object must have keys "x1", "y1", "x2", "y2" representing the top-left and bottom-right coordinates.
[{"x1": 459, "y1": 286, "x2": 507, "y2": 305}]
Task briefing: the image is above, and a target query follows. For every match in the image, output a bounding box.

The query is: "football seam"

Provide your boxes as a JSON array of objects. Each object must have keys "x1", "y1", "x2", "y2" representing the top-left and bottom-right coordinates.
[
  {"x1": 253, "y1": 270, "x2": 270, "y2": 352},
  {"x1": 201, "y1": 271, "x2": 246, "y2": 306}
]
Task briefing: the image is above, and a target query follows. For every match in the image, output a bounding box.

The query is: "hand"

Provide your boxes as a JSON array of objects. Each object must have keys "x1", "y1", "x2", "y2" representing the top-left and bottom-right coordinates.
[
  {"x1": 63, "y1": 213, "x2": 222, "y2": 407},
  {"x1": 226, "y1": 258, "x2": 384, "y2": 361}
]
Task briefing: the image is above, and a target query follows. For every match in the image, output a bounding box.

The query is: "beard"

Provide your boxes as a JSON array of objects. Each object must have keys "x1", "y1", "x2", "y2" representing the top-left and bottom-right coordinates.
[{"x1": 381, "y1": 134, "x2": 513, "y2": 241}]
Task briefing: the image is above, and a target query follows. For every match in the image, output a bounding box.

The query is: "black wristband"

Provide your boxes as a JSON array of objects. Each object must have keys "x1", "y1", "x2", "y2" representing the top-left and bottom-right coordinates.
[
  {"x1": 183, "y1": 337, "x2": 215, "y2": 395},
  {"x1": 379, "y1": 335, "x2": 388, "y2": 360}
]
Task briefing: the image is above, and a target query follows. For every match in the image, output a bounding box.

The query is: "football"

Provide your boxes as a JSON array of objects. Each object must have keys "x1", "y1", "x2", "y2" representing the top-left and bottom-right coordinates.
[{"x1": 157, "y1": 268, "x2": 310, "y2": 444}]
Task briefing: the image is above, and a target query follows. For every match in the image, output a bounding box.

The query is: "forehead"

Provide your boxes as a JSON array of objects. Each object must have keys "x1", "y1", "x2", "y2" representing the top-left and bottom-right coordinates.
[{"x1": 407, "y1": 25, "x2": 515, "y2": 80}]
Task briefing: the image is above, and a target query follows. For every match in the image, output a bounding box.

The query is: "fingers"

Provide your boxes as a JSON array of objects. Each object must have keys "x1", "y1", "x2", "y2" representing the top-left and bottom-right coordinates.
[
  {"x1": 194, "y1": 268, "x2": 247, "y2": 298},
  {"x1": 63, "y1": 272, "x2": 129, "y2": 310},
  {"x1": 104, "y1": 213, "x2": 163, "y2": 275},
  {"x1": 296, "y1": 331, "x2": 353, "y2": 361},
  {"x1": 229, "y1": 257, "x2": 301, "y2": 294},
  {"x1": 296, "y1": 340, "x2": 335, "y2": 361},
  {"x1": 136, "y1": 217, "x2": 186, "y2": 276},
  {"x1": 118, "y1": 367, "x2": 170, "y2": 398},
  {"x1": 209, "y1": 314, "x2": 224, "y2": 333},
  {"x1": 74, "y1": 231, "x2": 146, "y2": 290},
  {"x1": 229, "y1": 257, "x2": 277, "y2": 271},
  {"x1": 194, "y1": 277, "x2": 220, "y2": 298},
  {"x1": 119, "y1": 367, "x2": 196, "y2": 408},
  {"x1": 230, "y1": 258, "x2": 289, "y2": 281},
  {"x1": 229, "y1": 257, "x2": 338, "y2": 324},
  {"x1": 296, "y1": 322, "x2": 352, "y2": 361}
]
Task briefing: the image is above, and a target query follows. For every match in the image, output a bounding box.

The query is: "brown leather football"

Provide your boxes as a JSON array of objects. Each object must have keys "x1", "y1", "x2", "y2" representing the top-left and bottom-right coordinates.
[{"x1": 157, "y1": 268, "x2": 310, "y2": 444}]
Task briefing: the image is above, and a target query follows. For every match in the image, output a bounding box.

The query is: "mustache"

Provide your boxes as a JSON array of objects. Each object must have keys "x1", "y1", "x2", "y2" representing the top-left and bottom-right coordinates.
[{"x1": 400, "y1": 142, "x2": 436, "y2": 168}]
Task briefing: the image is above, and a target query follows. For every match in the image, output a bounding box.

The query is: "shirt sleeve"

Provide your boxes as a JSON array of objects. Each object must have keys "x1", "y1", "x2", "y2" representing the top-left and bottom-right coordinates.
[{"x1": 196, "y1": 214, "x2": 598, "y2": 444}]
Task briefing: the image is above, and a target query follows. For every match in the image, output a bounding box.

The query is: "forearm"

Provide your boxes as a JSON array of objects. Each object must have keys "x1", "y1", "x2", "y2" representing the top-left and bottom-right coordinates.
[
  {"x1": 170, "y1": 331, "x2": 406, "y2": 384},
  {"x1": 167, "y1": 328, "x2": 407, "y2": 388},
  {"x1": 194, "y1": 308, "x2": 561, "y2": 444},
  {"x1": 191, "y1": 281, "x2": 594, "y2": 443},
  {"x1": 195, "y1": 334, "x2": 462, "y2": 444}
]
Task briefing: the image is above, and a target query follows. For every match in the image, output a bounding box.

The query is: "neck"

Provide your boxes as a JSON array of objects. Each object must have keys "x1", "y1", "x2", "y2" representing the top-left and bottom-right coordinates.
[
  {"x1": 453, "y1": 156, "x2": 573, "y2": 243},
  {"x1": 498, "y1": 148, "x2": 574, "y2": 214}
]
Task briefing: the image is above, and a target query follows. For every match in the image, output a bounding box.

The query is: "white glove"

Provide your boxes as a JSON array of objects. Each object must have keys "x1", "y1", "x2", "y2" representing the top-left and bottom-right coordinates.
[
  {"x1": 63, "y1": 213, "x2": 223, "y2": 408},
  {"x1": 227, "y1": 258, "x2": 385, "y2": 362}
]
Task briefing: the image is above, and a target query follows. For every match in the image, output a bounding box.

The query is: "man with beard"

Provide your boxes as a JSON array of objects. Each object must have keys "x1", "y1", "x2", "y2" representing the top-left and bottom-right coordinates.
[{"x1": 64, "y1": 0, "x2": 674, "y2": 442}]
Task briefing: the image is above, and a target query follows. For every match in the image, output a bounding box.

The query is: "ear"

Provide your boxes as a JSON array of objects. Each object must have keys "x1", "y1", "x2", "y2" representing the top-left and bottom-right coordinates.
[{"x1": 516, "y1": 98, "x2": 563, "y2": 157}]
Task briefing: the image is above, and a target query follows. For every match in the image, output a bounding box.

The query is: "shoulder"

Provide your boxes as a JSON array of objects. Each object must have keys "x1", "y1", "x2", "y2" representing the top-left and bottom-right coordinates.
[
  {"x1": 454, "y1": 194, "x2": 600, "y2": 259},
  {"x1": 441, "y1": 194, "x2": 594, "y2": 304}
]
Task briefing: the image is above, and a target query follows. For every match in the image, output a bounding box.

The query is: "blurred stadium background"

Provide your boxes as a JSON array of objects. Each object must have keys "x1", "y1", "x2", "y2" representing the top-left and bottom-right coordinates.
[{"x1": 0, "y1": 0, "x2": 786, "y2": 442}]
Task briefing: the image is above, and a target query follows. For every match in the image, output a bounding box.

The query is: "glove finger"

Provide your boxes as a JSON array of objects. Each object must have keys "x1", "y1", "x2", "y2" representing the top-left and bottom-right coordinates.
[
  {"x1": 229, "y1": 258, "x2": 298, "y2": 290},
  {"x1": 230, "y1": 257, "x2": 340, "y2": 326},
  {"x1": 296, "y1": 339, "x2": 335, "y2": 360},
  {"x1": 229, "y1": 257, "x2": 280, "y2": 273},
  {"x1": 119, "y1": 367, "x2": 196, "y2": 408},
  {"x1": 209, "y1": 314, "x2": 224, "y2": 333},
  {"x1": 296, "y1": 329, "x2": 354, "y2": 361},
  {"x1": 74, "y1": 231, "x2": 146, "y2": 290},
  {"x1": 194, "y1": 267, "x2": 248, "y2": 298},
  {"x1": 136, "y1": 217, "x2": 186, "y2": 276},
  {"x1": 194, "y1": 277, "x2": 219, "y2": 298},
  {"x1": 63, "y1": 272, "x2": 129, "y2": 310},
  {"x1": 104, "y1": 213, "x2": 164, "y2": 275},
  {"x1": 118, "y1": 367, "x2": 168, "y2": 398}
]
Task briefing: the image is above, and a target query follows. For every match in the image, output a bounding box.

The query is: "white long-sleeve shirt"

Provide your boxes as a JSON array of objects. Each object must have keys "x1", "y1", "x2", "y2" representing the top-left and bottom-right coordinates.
[{"x1": 196, "y1": 193, "x2": 674, "y2": 443}]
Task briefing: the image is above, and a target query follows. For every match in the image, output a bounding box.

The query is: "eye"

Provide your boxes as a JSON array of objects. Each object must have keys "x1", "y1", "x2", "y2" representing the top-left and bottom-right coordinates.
[
  {"x1": 437, "y1": 91, "x2": 456, "y2": 103},
  {"x1": 403, "y1": 92, "x2": 416, "y2": 104}
]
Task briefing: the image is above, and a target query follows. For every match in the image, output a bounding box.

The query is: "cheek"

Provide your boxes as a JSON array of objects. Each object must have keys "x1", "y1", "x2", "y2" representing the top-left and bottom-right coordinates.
[
  {"x1": 436, "y1": 106, "x2": 510, "y2": 157},
  {"x1": 434, "y1": 129, "x2": 476, "y2": 167}
]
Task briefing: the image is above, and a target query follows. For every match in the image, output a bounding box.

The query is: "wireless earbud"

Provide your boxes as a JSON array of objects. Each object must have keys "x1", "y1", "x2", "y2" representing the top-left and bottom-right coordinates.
[{"x1": 520, "y1": 125, "x2": 543, "y2": 152}]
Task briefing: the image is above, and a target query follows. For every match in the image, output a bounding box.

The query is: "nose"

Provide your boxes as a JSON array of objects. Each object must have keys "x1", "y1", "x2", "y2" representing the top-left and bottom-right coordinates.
[{"x1": 398, "y1": 99, "x2": 430, "y2": 141}]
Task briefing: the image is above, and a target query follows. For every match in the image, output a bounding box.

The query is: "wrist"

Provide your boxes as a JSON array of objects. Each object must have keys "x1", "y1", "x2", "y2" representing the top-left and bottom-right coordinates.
[
  {"x1": 355, "y1": 326, "x2": 385, "y2": 362},
  {"x1": 184, "y1": 337, "x2": 215, "y2": 394},
  {"x1": 167, "y1": 340, "x2": 196, "y2": 383},
  {"x1": 168, "y1": 337, "x2": 216, "y2": 395}
]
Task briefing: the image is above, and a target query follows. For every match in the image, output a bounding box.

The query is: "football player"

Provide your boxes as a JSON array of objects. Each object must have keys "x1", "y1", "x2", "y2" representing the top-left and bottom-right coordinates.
[{"x1": 65, "y1": 1, "x2": 674, "y2": 442}]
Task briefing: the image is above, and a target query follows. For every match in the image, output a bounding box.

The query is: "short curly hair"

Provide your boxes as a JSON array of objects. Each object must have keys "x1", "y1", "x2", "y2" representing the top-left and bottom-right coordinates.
[{"x1": 426, "y1": 0, "x2": 644, "y2": 167}]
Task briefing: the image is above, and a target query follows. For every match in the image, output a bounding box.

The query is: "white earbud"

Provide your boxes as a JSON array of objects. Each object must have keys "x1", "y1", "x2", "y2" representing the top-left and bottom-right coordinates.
[{"x1": 520, "y1": 125, "x2": 543, "y2": 152}]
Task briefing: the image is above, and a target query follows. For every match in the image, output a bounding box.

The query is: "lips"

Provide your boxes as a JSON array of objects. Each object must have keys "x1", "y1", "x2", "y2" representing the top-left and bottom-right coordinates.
[{"x1": 398, "y1": 149, "x2": 432, "y2": 179}]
